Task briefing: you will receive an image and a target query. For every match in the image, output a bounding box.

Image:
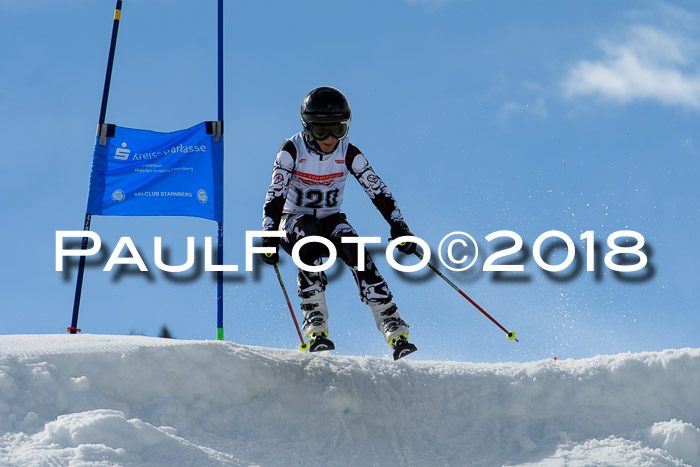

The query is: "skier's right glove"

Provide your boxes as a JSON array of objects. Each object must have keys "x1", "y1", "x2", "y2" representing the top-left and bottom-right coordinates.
[
  {"x1": 259, "y1": 236, "x2": 280, "y2": 265},
  {"x1": 390, "y1": 221, "x2": 417, "y2": 256}
]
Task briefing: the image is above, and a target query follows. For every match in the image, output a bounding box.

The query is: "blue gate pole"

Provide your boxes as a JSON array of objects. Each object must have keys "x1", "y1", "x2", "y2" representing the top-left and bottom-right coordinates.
[
  {"x1": 216, "y1": 0, "x2": 225, "y2": 340},
  {"x1": 69, "y1": 0, "x2": 124, "y2": 334}
]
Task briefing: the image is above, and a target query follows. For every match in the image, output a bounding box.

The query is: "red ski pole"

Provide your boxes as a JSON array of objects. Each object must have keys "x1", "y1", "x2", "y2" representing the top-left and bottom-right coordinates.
[
  {"x1": 272, "y1": 263, "x2": 309, "y2": 352},
  {"x1": 414, "y1": 251, "x2": 518, "y2": 342}
]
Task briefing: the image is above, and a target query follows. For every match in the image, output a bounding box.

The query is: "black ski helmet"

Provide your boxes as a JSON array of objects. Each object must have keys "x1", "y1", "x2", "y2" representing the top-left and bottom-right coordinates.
[{"x1": 300, "y1": 87, "x2": 351, "y2": 139}]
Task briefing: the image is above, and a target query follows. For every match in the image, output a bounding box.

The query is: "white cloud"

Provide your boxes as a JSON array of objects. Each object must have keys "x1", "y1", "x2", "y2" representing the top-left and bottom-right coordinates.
[{"x1": 563, "y1": 25, "x2": 700, "y2": 110}]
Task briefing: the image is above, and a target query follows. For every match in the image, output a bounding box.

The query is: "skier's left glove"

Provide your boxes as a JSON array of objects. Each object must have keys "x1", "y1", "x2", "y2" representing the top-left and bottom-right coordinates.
[
  {"x1": 259, "y1": 236, "x2": 280, "y2": 265},
  {"x1": 390, "y1": 221, "x2": 417, "y2": 255}
]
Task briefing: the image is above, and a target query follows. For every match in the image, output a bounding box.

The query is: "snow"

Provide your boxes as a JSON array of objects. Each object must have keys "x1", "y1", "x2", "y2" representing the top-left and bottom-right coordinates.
[{"x1": 1, "y1": 335, "x2": 699, "y2": 466}]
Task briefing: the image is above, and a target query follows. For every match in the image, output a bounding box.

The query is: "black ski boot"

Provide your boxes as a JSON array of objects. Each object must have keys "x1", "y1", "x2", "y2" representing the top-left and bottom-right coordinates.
[
  {"x1": 391, "y1": 334, "x2": 417, "y2": 361},
  {"x1": 308, "y1": 332, "x2": 335, "y2": 353}
]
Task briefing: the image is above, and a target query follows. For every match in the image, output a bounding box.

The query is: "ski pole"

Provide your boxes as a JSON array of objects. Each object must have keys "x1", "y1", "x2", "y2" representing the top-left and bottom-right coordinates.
[
  {"x1": 272, "y1": 263, "x2": 309, "y2": 352},
  {"x1": 414, "y1": 251, "x2": 519, "y2": 342}
]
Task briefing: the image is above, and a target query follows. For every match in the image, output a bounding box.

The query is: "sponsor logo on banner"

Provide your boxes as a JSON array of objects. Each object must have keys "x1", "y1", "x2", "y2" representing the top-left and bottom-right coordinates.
[
  {"x1": 111, "y1": 189, "x2": 125, "y2": 202},
  {"x1": 197, "y1": 189, "x2": 209, "y2": 204},
  {"x1": 115, "y1": 143, "x2": 131, "y2": 161}
]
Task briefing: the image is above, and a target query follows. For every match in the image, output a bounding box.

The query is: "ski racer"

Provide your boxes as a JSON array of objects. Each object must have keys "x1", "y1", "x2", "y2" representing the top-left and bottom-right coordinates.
[{"x1": 259, "y1": 86, "x2": 418, "y2": 360}]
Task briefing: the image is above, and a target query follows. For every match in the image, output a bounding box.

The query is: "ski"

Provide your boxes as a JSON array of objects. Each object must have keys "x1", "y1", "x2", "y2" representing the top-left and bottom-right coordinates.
[
  {"x1": 391, "y1": 335, "x2": 418, "y2": 361},
  {"x1": 308, "y1": 333, "x2": 335, "y2": 352},
  {"x1": 393, "y1": 342, "x2": 418, "y2": 360}
]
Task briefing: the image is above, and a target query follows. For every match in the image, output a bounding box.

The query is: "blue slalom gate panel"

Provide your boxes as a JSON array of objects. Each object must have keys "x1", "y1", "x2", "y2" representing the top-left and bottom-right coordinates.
[{"x1": 87, "y1": 122, "x2": 223, "y2": 223}]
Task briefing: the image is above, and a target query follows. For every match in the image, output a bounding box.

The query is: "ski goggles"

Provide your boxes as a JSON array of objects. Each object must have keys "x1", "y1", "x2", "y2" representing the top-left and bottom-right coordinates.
[{"x1": 309, "y1": 121, "x2": 349, "y2": 141}]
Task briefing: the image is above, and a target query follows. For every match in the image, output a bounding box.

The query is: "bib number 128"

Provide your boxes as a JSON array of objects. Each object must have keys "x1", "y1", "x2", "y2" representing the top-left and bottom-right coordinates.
[{"x1": 295, "y1": 188, "x2": 339, "y2": 209}]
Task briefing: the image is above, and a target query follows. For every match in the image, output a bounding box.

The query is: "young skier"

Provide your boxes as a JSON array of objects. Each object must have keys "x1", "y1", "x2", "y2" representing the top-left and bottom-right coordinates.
[{"x1": 260, "y1": 86, "x2": 418, "y2": 360}]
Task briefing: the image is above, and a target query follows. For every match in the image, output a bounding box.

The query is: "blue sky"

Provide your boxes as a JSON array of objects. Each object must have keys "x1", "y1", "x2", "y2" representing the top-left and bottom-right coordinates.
[{"x1": 1, "y1": 0, "x2": 698, "y2": 362}]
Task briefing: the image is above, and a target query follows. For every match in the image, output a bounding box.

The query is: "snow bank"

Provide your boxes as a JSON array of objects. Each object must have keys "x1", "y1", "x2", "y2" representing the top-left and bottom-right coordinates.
[{"x1": 1, "y1": 335, "x2": 699, "y2": 466}]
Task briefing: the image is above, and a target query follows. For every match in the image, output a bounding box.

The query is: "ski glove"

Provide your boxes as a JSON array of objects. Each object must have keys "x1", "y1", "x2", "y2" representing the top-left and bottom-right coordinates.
[
  {"x1": 390, "y1": 221, "x2": 417, "y2": 255},
  {"x1": 260, "y1": 236, "x2": 280, "y2": 265}
]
